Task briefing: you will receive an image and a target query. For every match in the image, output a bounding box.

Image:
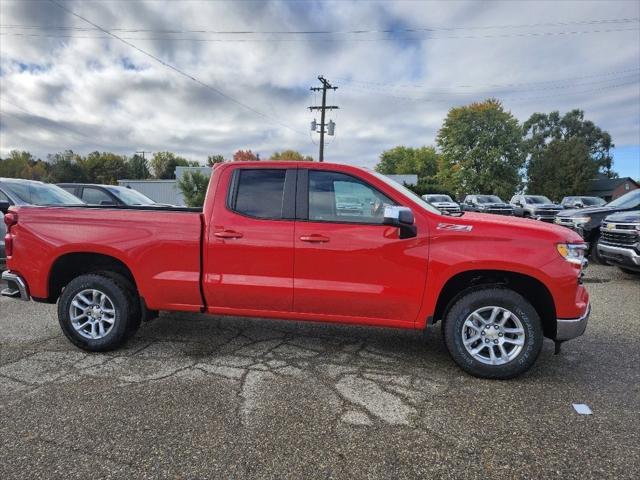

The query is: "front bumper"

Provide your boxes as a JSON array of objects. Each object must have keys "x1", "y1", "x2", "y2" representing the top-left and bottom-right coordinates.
[
  {"x1": 597, "y1": 243, "x2": 640, "y2": 269},
  {"x1": 556, "y1": 303, "x2": 590, "y2": 341},
  {"x1": 1, "y1": 271, "x2": 30, "y2": 301}
]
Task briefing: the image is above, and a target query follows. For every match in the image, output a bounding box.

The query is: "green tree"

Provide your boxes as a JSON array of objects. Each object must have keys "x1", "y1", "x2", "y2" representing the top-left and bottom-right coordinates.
[
  {"x1": 0, "y1": 150, "x2": 48, "y2": 179},
  {"x1": 177, "y1": 170, "x2": 210, "y2": 207},
  {"x1": 376, "y1": 146, "x2": 439, "y2": 180},
  {"x1": 150, "y1": 151, "x2": 195, "y2": 179},
  {"x1": 436, "y1": 99, "x2": 524, "y2": 200},
  {"x1": 46, "y1": 150, "x2": 88, "y2": 183},
  {"x1": 269, "y1": 150, "x2": 313, "y2": 161},
  {"x1": 128, "y1": 154, "x2": 151, "y2": 179},
  {"x1": 526, "y1": 137, "x2": 597, "y2": 201},
  {"x1": 82, "y1": 151, "x2": 130, "y2": 184},
  {"x1": 523, "y1": 109, "x2": 616, "y2": 191},
  {"x1": 207, "y1": 154, "x2": 225, "y2": 167}
]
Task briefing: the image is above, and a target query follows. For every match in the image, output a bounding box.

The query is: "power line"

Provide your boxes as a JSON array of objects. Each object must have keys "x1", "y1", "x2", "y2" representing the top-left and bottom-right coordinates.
[
  {"x1": 339, "y1": 72, "x2": 640, "y2": 97},
  {"x1": 2, "y1": 26, "x2": 638, "y2": 42},
  {"x1": 336, "y1": 68, "x2": 640, "y2": 91},
  {"x1": 46, "y1": 0, "x2": 306, "y2": 137},
  {"x1": 340, "y1": 78, "x2": 640, "y2": 104},
  {"x1": 1, "y1": 17, "x2": 637, "y2": 35}
]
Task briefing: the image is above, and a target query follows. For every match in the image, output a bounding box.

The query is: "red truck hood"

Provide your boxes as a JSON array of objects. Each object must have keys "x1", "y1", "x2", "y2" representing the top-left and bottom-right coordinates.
[{"x1": 448, "y1": 212, "x2": 583, "y2": 243}]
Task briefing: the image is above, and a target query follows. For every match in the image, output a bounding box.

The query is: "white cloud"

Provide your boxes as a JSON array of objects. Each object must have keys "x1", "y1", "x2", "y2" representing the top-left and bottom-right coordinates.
[{"x1": 0, "y1": 0, "x2": 638, "y2": 170}]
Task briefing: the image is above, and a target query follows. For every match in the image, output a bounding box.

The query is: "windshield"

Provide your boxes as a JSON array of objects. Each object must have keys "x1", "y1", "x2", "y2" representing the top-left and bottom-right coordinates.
[
  {"x1": 1, "y1": 180, "x2": 84, "y2": 206},
  {"x1": 108, "y1": 187, "x2": 156, "y2": 205},
  {"x1": 476, "y1": 195, "x2": 503, "y2": 204},
  {"x1": 425, "y1": 195, "x2": 452, "y2": 203},
  {"x1": 607, "y1": 190, "x2": 640, "y2": 209},
  {"x1": 582, "y1": 197, "x2": 605, "y2": 206},
  {"x1": 369, "y1": 171, "x2": 442, "y2": 215},
  {"x1": 526, "y1": 196, "x2": 552, "y2": 204}
]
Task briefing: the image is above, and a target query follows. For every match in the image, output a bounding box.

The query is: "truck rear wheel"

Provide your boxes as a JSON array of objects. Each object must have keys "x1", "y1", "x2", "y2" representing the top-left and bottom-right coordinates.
[
  {"x1": 57, "y1": 273, "x2": 135, "y2": 352},
  {"x1": 443, "y1": 288, "x2": 543, "y2": 379}
]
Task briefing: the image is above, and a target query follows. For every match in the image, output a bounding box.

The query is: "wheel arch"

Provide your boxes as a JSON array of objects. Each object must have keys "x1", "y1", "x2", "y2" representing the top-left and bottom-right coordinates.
[
  {"x1": 46, "y1": 252, "x2": 138, "y2": 303},
  {"x1": 433, "y1": 269, "x2": 557, "y2": 339}
]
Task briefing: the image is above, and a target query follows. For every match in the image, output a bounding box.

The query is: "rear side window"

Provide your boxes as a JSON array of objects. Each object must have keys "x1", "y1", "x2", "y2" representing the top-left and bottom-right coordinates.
[
  {"x1": 82, "y1": 187, "x2": 114, "y2": 205},
  {"x1": 232, "y1": 169, "x2": 286, "y2": 219}
]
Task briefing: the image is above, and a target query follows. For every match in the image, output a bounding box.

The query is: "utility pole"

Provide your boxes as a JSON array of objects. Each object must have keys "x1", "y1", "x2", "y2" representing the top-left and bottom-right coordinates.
[
  {"x1": 135, "y1": 150, "x2": 151, "y2": 161},
  {"x1": 309, "y1": 76, "x2": 338, "y2": 162}
]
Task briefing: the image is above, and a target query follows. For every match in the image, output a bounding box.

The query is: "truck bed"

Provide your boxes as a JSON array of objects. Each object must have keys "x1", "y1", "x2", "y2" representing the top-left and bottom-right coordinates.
[{"x1": 9, "y1": 205, "x2": 204, "y2": 311}]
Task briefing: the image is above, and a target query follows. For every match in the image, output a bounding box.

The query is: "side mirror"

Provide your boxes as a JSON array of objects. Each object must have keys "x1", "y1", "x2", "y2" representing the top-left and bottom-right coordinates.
[
  {"x1": 383, "y1": 206, "x2": 417, "y2": 239},
  {"x1": 574, "y1": 202, "x2": 583, "y2": 208},
  {"x1": 0, "y1": 201, "x2": 10, "y2": 214}
]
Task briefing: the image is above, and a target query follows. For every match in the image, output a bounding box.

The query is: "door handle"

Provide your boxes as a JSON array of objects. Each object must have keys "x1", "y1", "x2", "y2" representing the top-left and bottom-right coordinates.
[
  {"x1": 215, "y1": 230, "x2": 243, "y2": 239},
  {"x1": 299, "y1": 234, "x2": 330, "y2": 243}
]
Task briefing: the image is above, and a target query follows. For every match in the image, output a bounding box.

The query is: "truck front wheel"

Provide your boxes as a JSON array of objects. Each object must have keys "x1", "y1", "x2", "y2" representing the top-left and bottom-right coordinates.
[
  {"x1": 443, "y1": 288, "x2": 543, "y2": 379},
  {"x1": 57, "y1": 274, "x2": 136, "y2": 352}
]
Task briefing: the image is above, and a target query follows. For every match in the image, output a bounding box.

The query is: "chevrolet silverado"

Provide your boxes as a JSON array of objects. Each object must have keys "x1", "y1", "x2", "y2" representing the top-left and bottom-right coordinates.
[{"x1": 2, "y1": 162, "x2": 590, "y2": 379}]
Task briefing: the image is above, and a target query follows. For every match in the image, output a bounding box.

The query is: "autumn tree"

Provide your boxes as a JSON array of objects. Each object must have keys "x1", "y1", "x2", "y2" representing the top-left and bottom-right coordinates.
[
  {"x1": 0, "y1": 150, "x2": 48, "y2": 180},
  {"x1": 232, "y1": 150, "x2": 258, "y2": 162},
  {"x1": 207, "y1": 154, "x2": 225, "y2": 167},
  {"x1": 436, "y1": 99, "x2": 524, "y2": 200},
  {"x1": 270, "y1": 150, "x2": 313, "y2": 161}
]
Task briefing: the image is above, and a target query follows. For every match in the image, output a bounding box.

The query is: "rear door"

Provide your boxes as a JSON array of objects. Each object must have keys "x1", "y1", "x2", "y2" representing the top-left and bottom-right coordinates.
[
  {"x1": 203, "y1": 167, "x2": 297, "y2": 313},
  {"x1": 293, "y1": 169, "x2": 428, "y2": 325}
]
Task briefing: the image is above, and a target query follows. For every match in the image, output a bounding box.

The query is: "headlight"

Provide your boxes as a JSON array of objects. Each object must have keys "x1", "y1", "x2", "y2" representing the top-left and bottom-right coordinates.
[
  {"x1": 557, "y1": 243, "x2": 587, "y2": 265},
  {"x1": 571, "y1": 216, "x2": 590, "y2": 226}
]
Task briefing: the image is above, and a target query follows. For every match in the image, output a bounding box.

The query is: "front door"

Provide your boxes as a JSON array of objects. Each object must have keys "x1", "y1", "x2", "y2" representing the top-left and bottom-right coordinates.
[
  {"x1": 293, "y1": 169, "x2": 428, "y2": 325},
  {"x1": 203, "y1": 167, "x2": 297, "y2": 314}
]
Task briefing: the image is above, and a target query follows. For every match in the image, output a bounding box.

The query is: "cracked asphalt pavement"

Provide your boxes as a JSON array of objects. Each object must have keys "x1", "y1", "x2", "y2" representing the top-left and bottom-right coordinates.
[{"x1": 1, "y1": 265, "x2": 639, "y2": 479}]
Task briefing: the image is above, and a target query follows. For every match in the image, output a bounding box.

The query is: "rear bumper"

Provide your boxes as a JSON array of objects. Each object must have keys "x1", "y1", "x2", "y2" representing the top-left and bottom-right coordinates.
[
  {"x1": 1, "y1": 271, "x2": 30, "y2": 301},
  {"x1": 556, "y1": 303, "x2": 590, "y2": 341},
  {"x1": 597, "y1": 243, "x2": 640, "y2": 268}
]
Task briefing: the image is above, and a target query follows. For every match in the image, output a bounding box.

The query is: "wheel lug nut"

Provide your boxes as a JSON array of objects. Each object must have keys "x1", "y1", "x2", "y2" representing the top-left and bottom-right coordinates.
[
  {"x1": 494, "y1": 339, "x2": 499, "y2": 344},
  {"x1": 481, "y1": 331, "x2": 485, "y2": 335},
  {"x1": 499, "y1": 333, "x2": 503, "y2": 337},
  {"x1": 494, "y1": 325, "x2": 499, "y2": 329},
  {"x1": 485, "y1": 339, "x2": 489, "y2": 343}
]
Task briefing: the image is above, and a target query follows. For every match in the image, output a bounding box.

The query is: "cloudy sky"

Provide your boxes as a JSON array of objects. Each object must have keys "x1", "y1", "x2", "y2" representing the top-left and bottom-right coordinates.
[{"x1": 0, "y1": 0, "x2": 639, "y2": 178}]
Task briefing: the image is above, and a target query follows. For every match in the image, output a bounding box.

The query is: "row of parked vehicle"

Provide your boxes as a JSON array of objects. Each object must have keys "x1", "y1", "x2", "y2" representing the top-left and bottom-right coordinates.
[
  {"x1": 422, "y1": 193, "x2": 606, "y2": 219},
  {"x1": 1, "y1": 178, "x2": 168, "y2": 266},
  {"x1": 422, "y1": 190, "x2": 640, "y2": 274}
]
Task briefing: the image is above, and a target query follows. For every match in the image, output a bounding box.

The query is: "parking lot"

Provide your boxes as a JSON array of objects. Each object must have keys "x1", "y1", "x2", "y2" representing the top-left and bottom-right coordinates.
[{"x1": 0, "y1": 264, "x2": 638, "y2": 479}]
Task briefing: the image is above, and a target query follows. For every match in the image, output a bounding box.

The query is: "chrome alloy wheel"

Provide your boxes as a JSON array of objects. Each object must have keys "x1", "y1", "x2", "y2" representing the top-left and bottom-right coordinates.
[
  {"x1": 69, "y1": 289, "x2": 116, "y2": 340},
  {"x1": 461, "y1": 306, "x2": 525, "y2": 365}
]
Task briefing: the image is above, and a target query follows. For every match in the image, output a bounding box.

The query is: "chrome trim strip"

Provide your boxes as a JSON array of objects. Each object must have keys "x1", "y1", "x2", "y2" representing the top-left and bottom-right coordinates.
[
  {"x1": 1, "y1": 271, "x2": 30, "y2": 301},
  {"x1": 556, "y1": 304, "x2": 590, "y2": 341},
  {"x1": 597, "y1": 243, "x2": 640, "y2": 266}
]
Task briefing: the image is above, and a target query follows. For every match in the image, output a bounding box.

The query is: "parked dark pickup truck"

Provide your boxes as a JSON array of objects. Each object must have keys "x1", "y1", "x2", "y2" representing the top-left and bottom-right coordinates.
[
  {"x1": 461, "y1": 195, "x2": 514, "y2": 216},
  {"x1": 2, "y1": 162, "x2": 590, "y2": 379},
  {"x1": 597, "y1": 211, "x2": 640, "y2": 274},
  {"x1": 555, "y1": 190, "x2": 640, "y2": 262}
]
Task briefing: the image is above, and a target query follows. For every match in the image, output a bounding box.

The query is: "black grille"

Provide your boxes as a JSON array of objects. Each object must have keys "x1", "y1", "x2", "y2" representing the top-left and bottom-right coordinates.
[
  {"x1": 487, "y1": 209, "x2": 513, "y2": 215},
  {"x1": 601, "y1": 230, "x2": 639, "y2": 247}
]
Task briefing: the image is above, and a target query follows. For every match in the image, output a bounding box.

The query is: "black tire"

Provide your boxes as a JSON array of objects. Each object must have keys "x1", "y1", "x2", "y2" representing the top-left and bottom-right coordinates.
[
  {"x1": 95, "y1": 270, "x2": 142, "y2": 336},
  {"x1": 589, "y1": 234, "x2": 607, "y2": 265},
  {"x1": 443, "y1": 288, "x2": 543, "y2": 379},
  {"x1": 57, "y1": 273, "x2": 135, "y2": 352}
]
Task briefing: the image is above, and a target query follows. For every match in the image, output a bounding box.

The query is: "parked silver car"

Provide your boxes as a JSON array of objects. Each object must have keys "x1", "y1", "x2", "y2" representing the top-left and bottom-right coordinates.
[
  {"x1": 421, "y1": 194, "x2": 461, "y2": 214},
  {"x1": 510, "y1": 195, "x2": 563, "y2": 222},
  {"x1": 0, "y1": 178, "x2": 85, "y2": 266}
]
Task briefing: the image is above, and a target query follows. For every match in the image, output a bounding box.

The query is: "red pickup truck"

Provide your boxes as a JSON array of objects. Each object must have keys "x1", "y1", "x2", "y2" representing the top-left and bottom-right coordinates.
[{"x1": 1, "y1": 162, "x2": 590, "y2": 379}]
